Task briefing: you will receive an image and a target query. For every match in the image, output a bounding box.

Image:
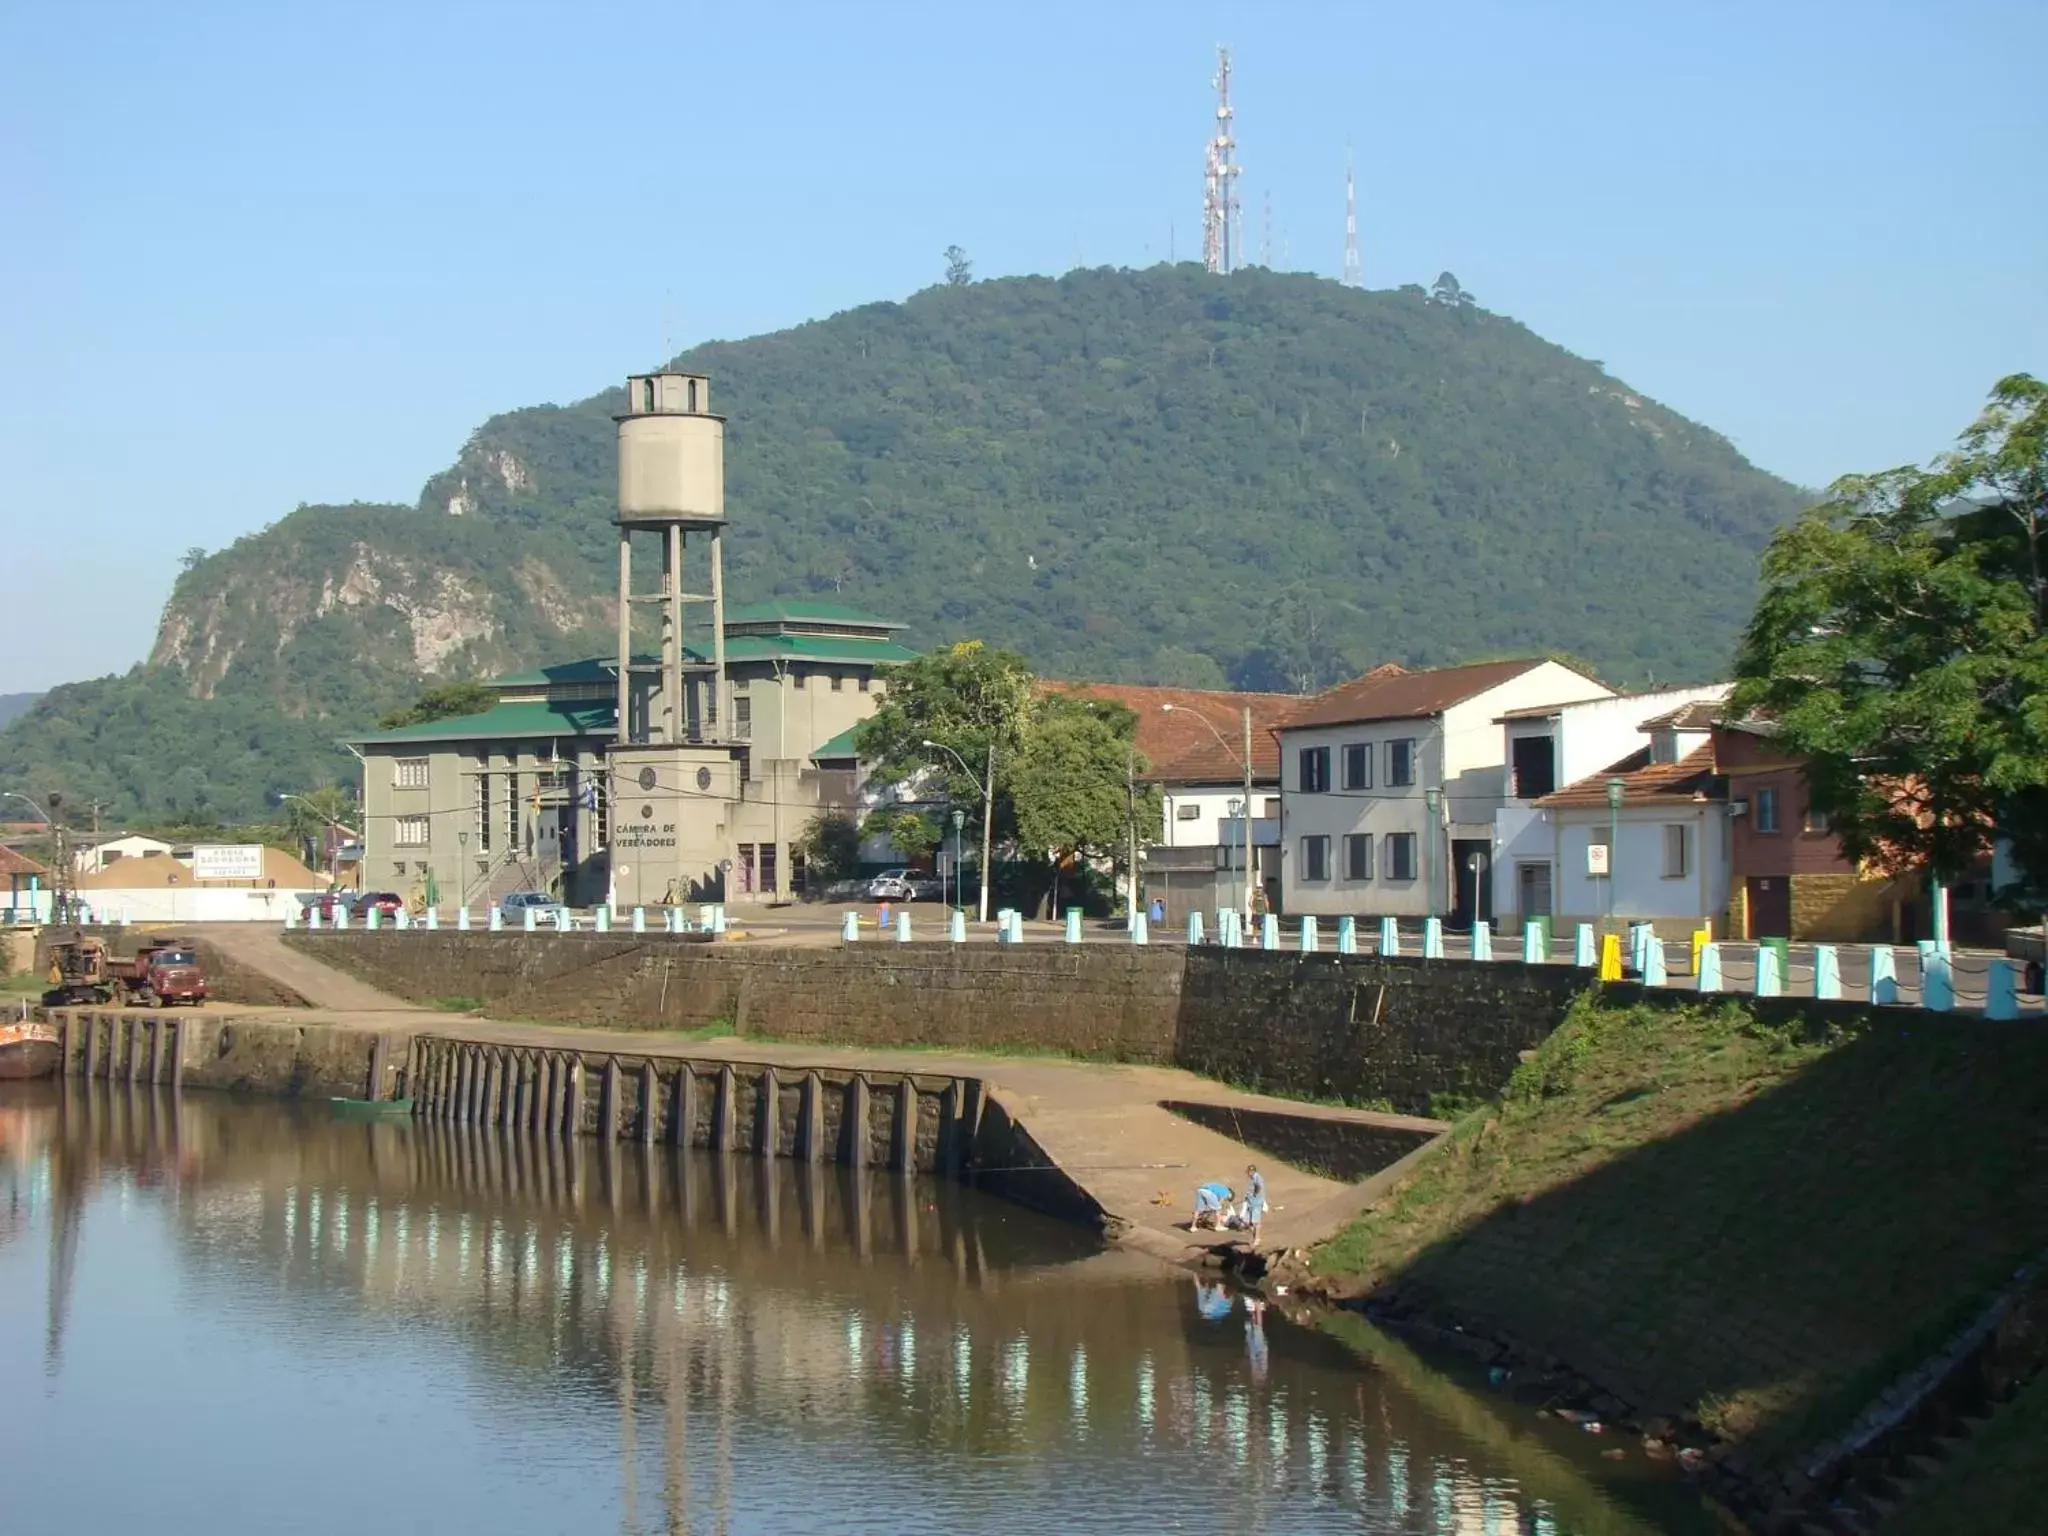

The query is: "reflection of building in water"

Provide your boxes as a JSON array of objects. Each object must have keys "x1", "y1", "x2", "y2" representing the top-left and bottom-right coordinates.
[{"x1": 20, "y1": 1086, "x2": 1588, "y2": 1536}]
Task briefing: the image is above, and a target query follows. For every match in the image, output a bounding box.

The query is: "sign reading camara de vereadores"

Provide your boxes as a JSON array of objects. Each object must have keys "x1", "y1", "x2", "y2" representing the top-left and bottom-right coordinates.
[{"x1": 192, "y1": 844, "x2": 266, "y2": 882}]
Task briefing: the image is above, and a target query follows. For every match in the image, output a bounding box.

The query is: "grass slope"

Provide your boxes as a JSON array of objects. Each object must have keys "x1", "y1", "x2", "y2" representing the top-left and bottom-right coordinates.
[{"x1": 1312, "y1": 996, "x2": 2048, "y2": 1463}]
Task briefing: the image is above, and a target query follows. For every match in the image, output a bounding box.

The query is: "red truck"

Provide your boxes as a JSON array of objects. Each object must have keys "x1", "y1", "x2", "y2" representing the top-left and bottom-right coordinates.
[{"x1": 114, "y1": 938, "x2": 210, "y2": 1007}]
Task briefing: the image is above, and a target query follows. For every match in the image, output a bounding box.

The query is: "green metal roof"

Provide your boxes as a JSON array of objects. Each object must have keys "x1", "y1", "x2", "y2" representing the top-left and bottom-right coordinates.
[
  {"x1": 809, "y1": 724, "x2": 865, "y2": 762},
  {"x1": 724, "y1": 634, "x2": 918, "y2": 666},
  {"x1": 722, "y1": 599, "x2": 905, "y2": 631},
  {"x1": 354, "y1": 698, "x2": 616, "y2": 746}
]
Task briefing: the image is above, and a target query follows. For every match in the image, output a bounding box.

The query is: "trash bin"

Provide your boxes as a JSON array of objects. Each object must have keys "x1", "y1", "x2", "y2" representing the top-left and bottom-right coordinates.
[{"x1": 1761, "y1": 935, "x2": 1791, "y2": 975}]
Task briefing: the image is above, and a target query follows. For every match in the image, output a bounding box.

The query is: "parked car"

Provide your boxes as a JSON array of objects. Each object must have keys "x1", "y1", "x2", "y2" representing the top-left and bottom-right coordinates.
[
  {"x1": 905, "y1": 875, "x2": 944, "y2": 902},
  {"x1": 865, "y1": 870, "x2": 916, "y2": 901},
  {"x1": 298, "y1": 890, "x2": 347, "y2": 920},
  {"x1": 500, "y1": 890, "x2": 566, "y2": 918},
  {"x1": 349, "y1": 891, "x2": 404, "y2": 918}
]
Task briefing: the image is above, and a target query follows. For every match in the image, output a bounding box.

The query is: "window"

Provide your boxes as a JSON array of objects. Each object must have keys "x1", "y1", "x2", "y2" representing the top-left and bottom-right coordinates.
[
  {"x1": 687, "y1": 378, "x2": 699, "y2": 412},
  {"x1": 1387, "y1": 738, "x2": 1416, "y2": 787},
  {"x1": 831, "y1": 673, "x2": 845, "y2": 692},
  {"x1": 1344, "y1": 832, "x2": 1374, "y2": 880},
  {"x1": 1511, "y1": 735, "x2": 1556, "y2": 799},
  {"x1": 1299, "y1": 745, "x2": 1331, "y2": 793},
  {"x1": 1663, "y1": 823, "x2": 1691, "y2": 879},
  {"x1": 1650, "y1": 730, "x2": 1679, "y2": 766},
  {"x1": 1755, "y1": 786, "x2": 1781, "y2": 834},
  {"x1": 474, "y1": 770, "x2": 492, "y2": 853},
  {"x1": 1263, "y1": 797, "x2": 1281, "y2": 820},
  {"x1": 1300, "y1": 835, "x2": 1330, "y2": 881},
  {"x1": 1175, "y1": 803, "x2": 1201, "y2": 821},
  {"x1": 395, "y1": 815, "x2": 429, "y2": 848},
  {"x1": 734, "y1": 696, "x2": 752, "y2": 740},
  {"x1": 506, "y1": 770, "x2": 520, "y2": 848},
  {"x1": 594, "y1": 779, "x2": 609, "y2": 849},
  {"x1": 1342, "y1": 742, "x2": 1372, "y2": 791},
  {"x1": 642, "y1": 378, "x2": 656, "y2": 412},
  {"x1": 793, "y1": 667, "x2": 808, "y2": 690},
  {"x1": 1803, "y1": 804, "x2": 1830, "y2": 835},
  {"x1": 859, "y1": 674, "x2": 871, "y2": 693},
  {"x1": 1385, "y1": 832, "x2": 1417, "y2": 881},
  {"x1": 759, "y1": 840, "x2": 779, "y2": 893},
  {"x1": 394, "y1": 757, "x2": 428, "y2": 789}
]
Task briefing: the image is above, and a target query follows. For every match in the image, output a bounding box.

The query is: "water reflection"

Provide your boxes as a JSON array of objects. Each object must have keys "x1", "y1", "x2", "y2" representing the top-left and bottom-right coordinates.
[{"x1": 0, "y1": 1084, "x2": 1701, "y2": 1535}]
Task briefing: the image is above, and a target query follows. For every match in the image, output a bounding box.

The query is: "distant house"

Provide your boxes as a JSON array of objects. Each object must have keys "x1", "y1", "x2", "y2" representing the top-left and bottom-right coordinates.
[
  {"x1": 1, "y1": 845, "x2": 52, "y2": 924},
  {"x1": 1041, "y1": 682, "x2": 1301, "y2": 917},
  {"x1": 1533, "y1": 704, "x2": 1729, "y2": 938},
  {"x1": 1278, "y1": 658, "x2": 1610, "y2": 922},
  {"x1": 72, "y1": 844, "x2": 326, "y2": 923},
  {"x1": 1493, "y1": 687, "x2": 1731, "y2": 928},
  {"x1": 73, "y1": 833, "x2": 175, "y2": 875}
]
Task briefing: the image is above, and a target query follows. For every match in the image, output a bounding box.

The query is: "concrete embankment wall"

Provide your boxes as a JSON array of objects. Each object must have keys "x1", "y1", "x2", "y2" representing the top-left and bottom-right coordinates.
[
  {"x1": 285, "y1": 934, "x2": 1583, "y2": 1114},
  {"x1": 38, "y1": 1007, "x2": 387, "y2": 1098}
]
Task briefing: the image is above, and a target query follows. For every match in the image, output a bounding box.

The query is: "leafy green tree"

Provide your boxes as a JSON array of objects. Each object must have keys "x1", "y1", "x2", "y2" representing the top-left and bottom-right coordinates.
[
  {"x1": 375, "y1": 681, "x2": 497, "y2": 731},
  {"x1": 280, "y1": 785, "x2": 357, "y2": 869},
  {"x1": 860, "y1": 808, "x2": 941, "y2": 864},
  {"x1": 1430, "y1": 270, "x2": 1475, "y2": 308},
  {"x1": 1012, "y1": 695, "x2": 1160, "y2": 913},
  {"x1": 1731, "y1": 374, "x2": 2048, "y2": 904},
  {"x1": 797, "y1": 811, "x2": 863, "y2": 885}
]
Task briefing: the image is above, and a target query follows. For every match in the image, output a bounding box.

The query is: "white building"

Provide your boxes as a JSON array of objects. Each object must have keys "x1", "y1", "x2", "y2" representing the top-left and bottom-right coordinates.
[
  {"x1": 1278, "y1": 658, "x2": 1610, "y2": 922},
  {"x1": 1531, "y1": 700, "x2": 1730, "y2": 937},
  {"x1": 73, "y1": 834, "x2": 175, "y2": 875},
  {"x1": 1492, "y1": 687, "x2": 1730, "y2": 925}
]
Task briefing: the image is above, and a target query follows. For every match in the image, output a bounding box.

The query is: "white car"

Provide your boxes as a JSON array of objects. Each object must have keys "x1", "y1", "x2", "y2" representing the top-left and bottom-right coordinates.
[{"x1": 865, "y1": 870, "x2": 915, "y2": 901}]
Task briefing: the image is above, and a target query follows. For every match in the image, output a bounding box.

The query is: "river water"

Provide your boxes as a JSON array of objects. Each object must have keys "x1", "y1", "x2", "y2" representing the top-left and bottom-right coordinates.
[{"x1": 0, "y1": 1083, "x2": 1706, "y2": 1535}]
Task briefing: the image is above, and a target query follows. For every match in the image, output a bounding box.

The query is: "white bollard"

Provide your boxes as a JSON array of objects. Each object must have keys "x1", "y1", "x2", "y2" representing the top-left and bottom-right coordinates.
[
  {"x1": 1574, "y1": 924, "x2": 1596, "y2": 967},
  {"x1": 1698, "y1": 943, "x2": 1725, "y2": 992},
  {"x1": 366, "y1": 907, "x2": 381, "y2": 932},
  {"x1": 1297, "y1": 915, "x2": 1317, "y2": 954},
  {"x1": 843, "y1": 910, "x2": 860, "y2": 942},
  {"x1": 1379, "y1": 916, "x2": 1399, "y2": 956},
  {"x1": 595, "y1": 906, "x2": 611, "y2": 933},
  {"x1": 632, "y1": 906, "x2": 646, "y2": 933},
  {"x1": 488, "y1": 905, "x2": 503, "y2": 931},
  {"x1": 1870, "y1": 946, "x2": 1899, "y2": 1004},
  {"x1": 395, "y1": 908, "x2": 410, "y2": 930},
  {"x1": 1260, "y1": 913, "x2": 1279, "y2": 951},
  {"x1": 1986, "y1": 959, "x2": 2020, "y2": 1020},
  {"x1": 523, "y1": 907, "x2": 537, "y2": 932},
  {"x1": 1471, "y1": 923, "x2": 1492, "y2": 962},
  {"x1": 1522, "y1": 921, "x2": 1543, "y2": 964},
  {"x1": 952, "y1": 909, "x2": 969, "y2": 943},
  {"x1": 1423, "y1": 917, "x2": 1443, "y2": 959},
  {"x1": 284, "y1": 903, "x2": 299, "y2": 930},
  {"x1": 1642, "y1": 937, "x2": 1667, "y2": 986},
  {"x1": 307, "y1": 906, "x2": 321, "y2": 931},
  {"x1": 458, "y1": 906, "x2": 471, "y2": 931},
  {"x1": 424, "y1": 907, "x2": 439, "y2": 931},
  {"x1": 1131, "y1": 913, "x2": 1149, "y2": 946},
  {"x1": 897, "y1": 911, "x2": 913, "y2": 942},
  {"x1": 1188, "y1": 911, "x2": 1205, "y2": 946},
  {"x1": 1923, "y1": 950, "x2": 1955, "y2": 1012},
  {"x1": 1337, "y1": 915, "x2": 1356, "y2": 955},
  {"x1": 1813, "y1": 944, "x2": 1841, "y2": 1000},
  {"x1": 1755, "y1": 945, "x2": 1784, "y2": 997},
  {"x1": 1065, "y1": 909, "x2": 1082, "y2": 944},
  {"x1": 712, "y1": 904, "x2": 728, "y2": 935},
  {"x1": 335, "y1": 905, "x2": 348, "y2": 930}
]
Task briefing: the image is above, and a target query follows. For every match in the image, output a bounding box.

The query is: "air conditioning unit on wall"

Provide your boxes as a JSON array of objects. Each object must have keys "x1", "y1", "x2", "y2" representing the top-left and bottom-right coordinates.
[{"x1": 1728, "y1": 799, "x2": 1749, "y2": 818}]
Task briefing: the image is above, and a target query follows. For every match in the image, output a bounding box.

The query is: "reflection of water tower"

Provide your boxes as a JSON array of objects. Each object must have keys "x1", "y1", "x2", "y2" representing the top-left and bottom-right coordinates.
[{"x1": 613, "y1": 371, "x2": 728, "y2": 744}]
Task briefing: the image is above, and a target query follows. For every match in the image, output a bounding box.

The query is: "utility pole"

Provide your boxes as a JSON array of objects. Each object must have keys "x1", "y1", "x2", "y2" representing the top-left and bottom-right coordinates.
[
  {"x1": 1126, "y1": 747, "x2": 1139, "y2": 927},
  {"x1": 1242, "y1": 704, "x2": 1255, "y2": 929}
]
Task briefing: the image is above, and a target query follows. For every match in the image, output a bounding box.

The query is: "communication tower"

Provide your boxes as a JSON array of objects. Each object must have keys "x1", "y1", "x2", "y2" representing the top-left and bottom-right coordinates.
[
  {"x1": 1201, "y1": 46, "x2": 1240, "y2": 275},
  {"x1": 1343, "y1": 146, "x2": 1362, "y2": 287}
]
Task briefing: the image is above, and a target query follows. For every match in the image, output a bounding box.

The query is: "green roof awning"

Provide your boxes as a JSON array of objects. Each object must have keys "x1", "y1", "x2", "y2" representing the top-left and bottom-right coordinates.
[
  {"x1": 722, "y1": 599, "x2": 905, "y2": 631},
  {"x1": 353, "y1": 698, "x2": 616, "y2": 745},
  {"x1": 810, "y1": 724, "x2": 865, "y2": 762},
  {"x1": 724, "y1": 634, "x2": 919, "y2": 666}
]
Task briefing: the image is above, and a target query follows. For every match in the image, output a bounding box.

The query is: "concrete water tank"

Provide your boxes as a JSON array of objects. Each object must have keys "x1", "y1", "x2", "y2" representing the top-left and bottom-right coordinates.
[{"x1": 616, "y1": 371, "x2": 724, "y2": 521}]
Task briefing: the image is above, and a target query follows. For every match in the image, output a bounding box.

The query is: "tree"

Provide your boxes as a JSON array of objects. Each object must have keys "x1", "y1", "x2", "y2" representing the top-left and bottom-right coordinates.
[
  {"x1": 797, "y1": 811, "x2": 863, "y2": 886},
  {"x1": 1011, "y1": 695, "x2": 1160, "y2": 914},
  {"x1": 1430, "y1": 270, "x2": 1475, "y2": 308},
  {"x1": 1730, "y1": 374, "x2": 2048, "y2": 908},
  {"x1": 180, "y1": 546, "x2": 208, "y2": 572},
  {"x1": 375, "y1": 681, "x2": 497, "y2": 731},
  {"x1": 860, "y1": 808, "x2": 940, "y2": 864},
  {"x1": 943, "y1": 245, "x2": 973, "y2": 287},
  {"x1": 280, "y1": 784, "x2": 356, "y2": 870}
]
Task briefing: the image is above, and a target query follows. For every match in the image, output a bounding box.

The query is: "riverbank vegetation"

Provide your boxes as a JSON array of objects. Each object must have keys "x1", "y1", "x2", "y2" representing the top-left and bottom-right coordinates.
[{"x1": 1309, "y1": 995, "x2": 2048, "y2": 1467}]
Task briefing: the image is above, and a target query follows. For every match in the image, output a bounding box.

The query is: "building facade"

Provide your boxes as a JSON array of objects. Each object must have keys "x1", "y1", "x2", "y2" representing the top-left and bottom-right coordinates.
[{"x1": 1278, "y1": 659, "x2": 1608, "y2": 922}]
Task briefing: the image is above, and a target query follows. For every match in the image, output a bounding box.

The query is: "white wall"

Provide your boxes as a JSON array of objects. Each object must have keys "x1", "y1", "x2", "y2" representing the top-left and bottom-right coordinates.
[
  {"x1": 1552, "y1": 806, "x2": 1729, "y2": 930},
  {"x1": 75, "y1": 887, "x2": 318, "y2": 923},
  {"x1": 1158, "y1": 786, "x2": 1282, "y2": 850},
  {"x1": 74, "y1": 836, "x2": 175, "y2": 874},
  {"x1": 1554, "y1": 685, "x2": 1728, "y2": 789}
]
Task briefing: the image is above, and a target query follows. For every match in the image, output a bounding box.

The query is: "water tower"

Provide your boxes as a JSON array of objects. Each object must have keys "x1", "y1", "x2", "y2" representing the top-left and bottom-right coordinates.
[{"x1": 613, "y1": 370, "x2": 728, "y2": 742}]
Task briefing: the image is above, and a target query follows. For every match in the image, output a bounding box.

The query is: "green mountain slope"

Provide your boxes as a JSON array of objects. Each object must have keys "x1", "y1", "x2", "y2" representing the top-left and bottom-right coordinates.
[
  {"x1": 0, "y1": 266, "x2": 1804, "y2": 820},
  {"x1": 0, "y1": 694, "x2": 39, "y2": 730}
]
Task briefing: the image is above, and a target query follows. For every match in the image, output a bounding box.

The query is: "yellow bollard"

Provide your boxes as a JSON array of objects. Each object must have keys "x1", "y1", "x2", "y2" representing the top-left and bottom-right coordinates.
[
  {"x1": 1690, "y1": 928, "x2": 1710, "y2": 977},
  {"x1": 1598, "y1": 931, "x2": 1623, "y2": 981}
]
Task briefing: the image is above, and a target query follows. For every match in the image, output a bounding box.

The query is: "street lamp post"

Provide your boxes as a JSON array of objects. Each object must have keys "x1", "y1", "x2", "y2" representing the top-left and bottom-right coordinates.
[
  {"x1": 950, "y1": 808, "x2": 966, "y2": 914},
  {"x1": 1160, "y1": 704, "x2": 1257, "y2": 932},
  {"x1": 1423, "y1": 786, "x2": 1442, "y2": 917},
  {"x1": 1606, "y1": 776, "x2": 1626, "y2": 934},
  {"x1": 923, "y1": 739, "x2": 993, "y2": 924}
]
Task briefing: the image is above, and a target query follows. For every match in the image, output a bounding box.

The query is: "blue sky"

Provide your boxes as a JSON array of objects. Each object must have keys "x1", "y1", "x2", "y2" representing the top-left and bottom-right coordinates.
[{"x1": 2, "y1": 0, "x2": 2043, "y2": 691}]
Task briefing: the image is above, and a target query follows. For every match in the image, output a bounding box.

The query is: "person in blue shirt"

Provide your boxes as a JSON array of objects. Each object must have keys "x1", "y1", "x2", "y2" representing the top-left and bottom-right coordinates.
[
  {"x1": 1192, "y1": 1180, "x2": 1233, "y2": 1230},
  {"x1": 1193, "y1": 1277, "x2": 1234, "y2": 1322}
]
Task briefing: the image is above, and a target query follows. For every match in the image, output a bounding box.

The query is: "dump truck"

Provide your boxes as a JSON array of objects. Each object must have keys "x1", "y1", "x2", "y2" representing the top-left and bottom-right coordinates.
[{"x1": 43, "y1": 935, "x2": 208, "y2": 1008}]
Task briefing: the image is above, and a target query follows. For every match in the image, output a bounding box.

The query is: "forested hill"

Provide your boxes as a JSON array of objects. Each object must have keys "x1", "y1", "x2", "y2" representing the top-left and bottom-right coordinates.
[{"x1": 0, "y1": 265, "x2": 1805, "y2": 820}]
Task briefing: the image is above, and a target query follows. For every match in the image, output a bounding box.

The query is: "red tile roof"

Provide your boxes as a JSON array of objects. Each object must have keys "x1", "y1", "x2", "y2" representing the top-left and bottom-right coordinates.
[
  {"x1": 1282, "y1": 658, "x2": 1558, "y2": 731},
  {"x1": 1535, "y1": 743, "x2": 1722, "y2": 809},
  {"x1": 1638, "y1": 699, "x2": 1724, "y2": 732},
  {"x1": 0, "y1": 845, "x2": 51, "y2": 878},
  {"x1": 1041, "y1": 681, "x2": 1303, "y2": 783}
]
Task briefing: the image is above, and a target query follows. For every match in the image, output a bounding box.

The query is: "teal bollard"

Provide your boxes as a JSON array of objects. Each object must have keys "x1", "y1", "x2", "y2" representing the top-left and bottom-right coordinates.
[
  {"x1": 897, "y1": 911, "x2": 913, "y2": 942},
  {"x1": 366, "y1": 906, "x2": 381, "y2": 932},
  {"x1": 1300, "y1": 915, "x2": 1319, "y2": 954},
  {"x1": 1220, "y1": 910, "x2": 1240, "y2": 948},
  {"x1": 1755, "y1": 944, "x2": 1784, "y2": 997},
  {"x1": 951, "y1": 909, "x2": 968, "y2": 943},
  {"x1": 1522, "y1": 920, "x2": 1543, "y2": 964},
  {"x1": 1260, "y1": 914, "x2": 1279, "y2": 951},
  {"x1": 522, "y1": 907, "x2": 536, "y2": 932},
  {"x1": 702, "y1": 903, "x2": 717, "y2": 931},
  {"x1": 1870, "y1": 947, "x2": 1899, "y2": 1004},
  {"x1": 1379, "y1": 916, "x2": 1399, "y2": 956},
  {"x1": 1642, "y1": 938, "x2": 1667, "y2": 985},
  {"x1": 1065, "y1": 908, "x2": 1082, "y2": 944},
  {"x1": 424, "y1": 907, "x2": 438, "y2": 931},
  {"x1": 398, "y1": 907, "x2": 413, "y2": 930},
  {"x1": 1337, "y1": 915, "x2": 1356, "y2": 955},
  {"x1": 1698, "y1": 943, "x2": 1724, "y2": 992},
  {"x1": 488, "y1": 906, "x2": 502, "y2": 931},
  {"x1": 1470, "y1": 923, "x2": 1492, "y2": 961},
  {"x1": 1423, "y1": 917, "x2": 1443, "y2": 959},
  {"x1": 1813, "y1": 944, "x2": 1841, "y2": 999},
  {"x1": 1923, "y1": 950, "x2": 1955, "y2": 1012},
  {"x1": 1986, "y1": 959, "x2": 2020, "y2": 1020},
  {"x1": 1188, "y1": 911, "x2": 1205, "y2": 946},
  {"x1": 1574, "y1": 924, "x2": 1595, "y2": 967},
  {"x1": 307, "y1": 906, "x2": 321, "y2": 931},
  {"x1": 1132, "y1": 913, "x2": 1149, "y2": 946},
  {"x1": 457, "y1": 906, "x2": 470, "y2": 931},
  {"x1": 335, "y1": 905, "x2": 349, "y2": 930},
  {"x1": 595, "y1": 906, "x2": 611, "y2": 933},
  {"x1": 712, "y1": 905, "x2": 727, "y2": 935},
  {"x1": 631, "y1": 906, "x2": 645, "y2": 933},
  {"x1": 842, "y1": 911, "x2": 859, "y2": 942}
]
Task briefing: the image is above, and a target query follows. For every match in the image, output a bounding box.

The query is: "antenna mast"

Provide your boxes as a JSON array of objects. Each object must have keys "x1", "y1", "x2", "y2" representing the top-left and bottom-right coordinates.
[
  {"x1": 1202, "y1": 46, "x2": 1240, "y2": 275},
  {"x1": 1343, "y1": 144, "x2": 1362, "y2": 287},
  {"x1": 1261, "y1": 189, "x2": 1272, "y2": 268}
]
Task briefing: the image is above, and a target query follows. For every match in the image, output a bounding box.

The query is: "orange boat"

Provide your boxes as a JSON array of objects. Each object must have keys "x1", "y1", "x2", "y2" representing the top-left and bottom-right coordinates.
[{"x1": 0, "y1": 1020, "x2": 60, "y2": 1081}]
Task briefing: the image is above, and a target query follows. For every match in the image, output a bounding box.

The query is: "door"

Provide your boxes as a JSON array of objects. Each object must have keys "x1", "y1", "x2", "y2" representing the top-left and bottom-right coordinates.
[
  {"x1": 1747, "y1": 875, "x2": 1791, "y2": 939},
  {"x1": 1516, "y1": 861, "x2": 1554, "y2": 921},
  {"x1": 1451, "y1": 839, "x2": 1492, "y2": 929}
]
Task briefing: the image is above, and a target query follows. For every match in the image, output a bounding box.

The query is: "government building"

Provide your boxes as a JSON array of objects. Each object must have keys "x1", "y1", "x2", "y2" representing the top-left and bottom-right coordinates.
[{"x1": 350, "y1": 370, "x2": 914, "y2": 910}]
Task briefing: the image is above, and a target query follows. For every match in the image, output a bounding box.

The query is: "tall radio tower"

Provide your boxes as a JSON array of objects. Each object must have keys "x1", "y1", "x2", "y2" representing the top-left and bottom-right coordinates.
[
  {"x1": 1343, "y1": 145, "x2": 1362, "y2": 287},
  {"x1": 1201, "y1": 46, "x2": 1240, "y2": 274}
]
